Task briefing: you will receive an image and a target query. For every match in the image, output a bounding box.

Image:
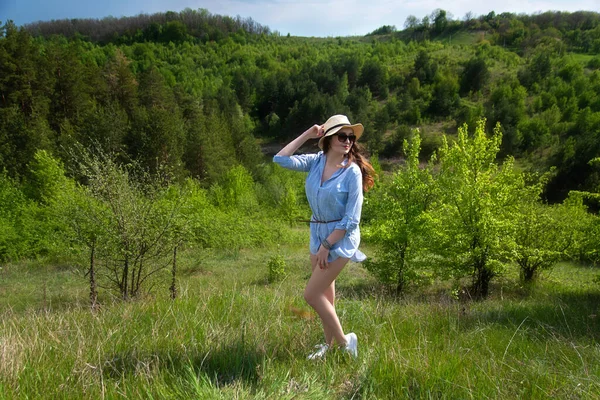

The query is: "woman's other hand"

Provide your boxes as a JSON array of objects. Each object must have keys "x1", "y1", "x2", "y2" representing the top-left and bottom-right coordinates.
[{"x1": 316, "y1": 246, "x2": 329, "y2": 269}]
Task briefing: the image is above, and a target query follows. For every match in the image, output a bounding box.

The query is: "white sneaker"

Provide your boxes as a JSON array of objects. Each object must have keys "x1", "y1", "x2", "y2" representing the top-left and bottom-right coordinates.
[
  {"x1": 307, "y1": 343, "x2": 329, "y2": 360},
  {"x1": 343, "y1": 333, "x2": 358, "y2": 358}
]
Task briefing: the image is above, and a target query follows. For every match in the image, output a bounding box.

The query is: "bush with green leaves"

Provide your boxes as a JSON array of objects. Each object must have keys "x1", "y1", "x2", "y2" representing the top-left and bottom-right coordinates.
[
  {"x1": 25, "y1": 151, "x2": 77, "y2": 258},
  {"x1": 512, "y1": 196, "x2": 562, "y2": 282},
  {"x1": 180, "y1": 178, "x2": 292, "y2": 251},
  {"x1": 66, "y1": 150, "x2": 190, "y2": 300},
  {"x1": 364, "y1": 130, "x2": 437, "y2": 295},
  {"x1": 276, "y1": 181, "x2": 300, "y2": 227},
  {"x1": 255, "y1": 162, "x2": 310, "y2": 226},
  {"x1": 0, "y1": 151, "x2": 75, "y2": 262},
  {"x1": 510, "y1": 170, "x2": 590, "y2": 282},
  {"x1": 210, "y1": 165, "x2": 258, "y2": 212},
  {"x1": 434, "y1": 120, "x2": 523, "y2": 298},
  {"x1": 566, "y1": 158, "x2": 600, "y2": 265},
  {"x1": 587, "y1": 56, "x2": 600, "y2": 70},
  {"x1": 24, "y1": 150, "x2": 71, "y2": 205},
  {"x1": 0, "y1": 172, "x2": 31, "y2": 261},
  {"x1": 267, "y1": 254, "x2": 286, "y2": 282}
]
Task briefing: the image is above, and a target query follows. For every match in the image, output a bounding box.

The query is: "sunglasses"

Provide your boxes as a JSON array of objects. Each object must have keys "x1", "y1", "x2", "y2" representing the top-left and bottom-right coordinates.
[{"x1": 335, "y1": 133, "x2": 357, "y2": 143}]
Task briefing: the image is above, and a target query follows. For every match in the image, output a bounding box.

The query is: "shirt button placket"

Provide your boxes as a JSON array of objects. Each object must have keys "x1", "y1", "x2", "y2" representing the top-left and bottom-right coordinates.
[
  {"x1": 315, "y1": 186, "x2": 321, "y2": 221},
  {"x1": 317, "y1": 186, "x2": 325, "y2": 240}
]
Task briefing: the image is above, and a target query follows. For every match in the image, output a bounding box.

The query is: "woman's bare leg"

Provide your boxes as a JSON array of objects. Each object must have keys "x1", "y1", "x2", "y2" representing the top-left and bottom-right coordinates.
[
  {"x1": 310, "y1": 254, "x2": 336, "y2": 344},
  {"x1": 305, "y1": 256, "x2": 350, "y2": 347}
]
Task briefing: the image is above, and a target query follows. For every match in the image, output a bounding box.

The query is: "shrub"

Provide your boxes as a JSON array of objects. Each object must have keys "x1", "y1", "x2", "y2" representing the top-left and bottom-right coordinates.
[
  {"x1": 68, "y1": 150, "x2": 190, "y2": 300},
  {"x1": 268, "y1": 254, "x2": 286, "y2": 282},
  {"x1": 210, "y1": 165, "x2": 258, "y2": 212},
  {"x1": 0, "y1": 154, "x2": 74, "y2": 262},
  {"x1": 364, "y1": 130, "x2": 437, "y2": 295},
  {"x1": 434, "y1": 120, "x2": 523, "y2": 298},
  {"x1": 587, "y1": 56, "x2": 600, "y2": 70}
]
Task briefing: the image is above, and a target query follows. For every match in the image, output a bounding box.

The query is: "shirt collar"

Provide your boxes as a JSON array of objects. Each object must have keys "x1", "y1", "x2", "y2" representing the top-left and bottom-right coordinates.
[{"x1": 322, "y1": 153, "x2": 349, "y2": 167}]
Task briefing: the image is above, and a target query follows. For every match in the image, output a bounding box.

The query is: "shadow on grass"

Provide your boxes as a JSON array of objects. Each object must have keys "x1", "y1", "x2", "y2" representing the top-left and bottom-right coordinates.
[
  {"x1": 336, "y1": 281, "x2": 391, "y2": 300},
  {"x1": 335, "y1": 275, "x2": 600, "y2": 341},
  {"x1": 188, "y1": 341, "x2": 263, "y2": 387},
  {"x1": 459, "y1": 288, "x2": 600, "y2": 342},
  {"x1": 102, "y1": 340, "x2": 264, "y2": 387},
  {"x1": 250, "y1": 275, "x2": 272, "y2": 286}
]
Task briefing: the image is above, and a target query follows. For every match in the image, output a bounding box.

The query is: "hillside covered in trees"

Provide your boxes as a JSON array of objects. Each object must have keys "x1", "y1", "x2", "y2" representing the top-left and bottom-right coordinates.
[{"x1": 1, "y1": 8, "x2": 600, "y2": 200}]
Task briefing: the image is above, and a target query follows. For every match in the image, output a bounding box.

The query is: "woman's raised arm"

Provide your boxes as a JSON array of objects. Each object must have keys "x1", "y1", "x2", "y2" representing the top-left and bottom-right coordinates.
[{"x1": 275, "y1": 124, "x2": 323, "y2": 157}]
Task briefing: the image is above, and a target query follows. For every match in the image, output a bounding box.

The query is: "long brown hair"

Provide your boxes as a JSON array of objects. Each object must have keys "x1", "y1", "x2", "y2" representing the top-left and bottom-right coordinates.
[{"x1": 323, "y1": 136, "x2": 376, "y2": 192}]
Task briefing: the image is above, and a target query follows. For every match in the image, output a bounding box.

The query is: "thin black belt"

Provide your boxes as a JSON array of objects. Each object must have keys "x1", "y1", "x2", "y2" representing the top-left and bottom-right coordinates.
[{"x1": 298, "y1": 218, "x2": 342, "y2": 224}]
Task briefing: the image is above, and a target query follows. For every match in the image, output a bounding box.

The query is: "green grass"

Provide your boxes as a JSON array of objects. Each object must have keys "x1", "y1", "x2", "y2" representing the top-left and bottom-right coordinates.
[
  {"x1": 436, "y1": 30, "x2": 481, "y2": 46},
  {"x1": 571, "y1": 53, "x2": 595, "y2": 65},
  {"x1": 1, "y1": 235, "x2": 600, "y2": 399}
]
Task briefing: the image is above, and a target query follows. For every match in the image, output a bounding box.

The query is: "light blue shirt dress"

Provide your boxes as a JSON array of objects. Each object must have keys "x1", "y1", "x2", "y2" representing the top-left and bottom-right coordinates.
[{"x1": 273, "y1": 152, "x2": 367, "y2": 263}]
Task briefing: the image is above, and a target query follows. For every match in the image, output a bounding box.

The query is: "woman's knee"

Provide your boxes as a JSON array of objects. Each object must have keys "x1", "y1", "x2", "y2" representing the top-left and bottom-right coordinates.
[
  {"x1": 304, "y1": 287, "x2": 319, "y2": 306},
  {"x1": 303, "y1": 288, "x2": 314, "y2": 305}
]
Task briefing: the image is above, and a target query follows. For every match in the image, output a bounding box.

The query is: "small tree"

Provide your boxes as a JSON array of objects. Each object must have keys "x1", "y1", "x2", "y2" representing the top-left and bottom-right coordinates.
[
  {"x1": 279, "y1": 181, "x2": 301, "y2": 227},
  {"x1": 0, "y1": 171, "x2": 34, "y2": 261},
  {"x1": 574, "y1": 206, "x2": 600, "y2": 266},
  {"x1": 435, "y1": 120, "x2": 521, "y2": 298},
  {"x1": 511, "y1": 171, "x2": 583, "y2": 283},
  {"x1": 267, "y1": 254, "x2": 286, "y2": 283},
  {"x1": 365, "y1": 130, "x2": 437, "y2": 295},
  {"x1": 62, "y1": 185, "x2": 110, "y2": 309},
  {"x1": 25, "y1": 150, "x2": 70, "y2": 205},
  {"x1": 554, "y1": 195, "x2": 593, "y2": 264},
  {"x1": 513, "y1": 198, "x2": 561, "y2": 282},
  {"x1": 211, "y1": 164, "x2": 257, "y2": 212},
  {"x1": 429, "y1": 73, "x2": 460, "y2": 117},
  {"x1": 23, "y1": 150, "x2": 75, "y2": 259},
  {"x1": 72, "y1": 149, "x2": 189, "y2": 300},
  {"x1": 460, "y1": 57, "x2": 490, "y2": 96},
  {"x1": 568, "y1": 158, "x2": 600, "y2": 266}
]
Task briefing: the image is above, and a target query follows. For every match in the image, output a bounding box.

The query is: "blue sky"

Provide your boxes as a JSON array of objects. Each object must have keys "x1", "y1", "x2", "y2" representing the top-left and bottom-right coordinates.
[{"x1": 1, "y1": 0, "x2": 599, "y2": 37}]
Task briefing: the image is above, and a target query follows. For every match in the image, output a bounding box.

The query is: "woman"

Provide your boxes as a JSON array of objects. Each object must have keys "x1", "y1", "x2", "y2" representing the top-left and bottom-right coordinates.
[{"x1": 273, "y1": 114, "x2": 375, "y2": 360}]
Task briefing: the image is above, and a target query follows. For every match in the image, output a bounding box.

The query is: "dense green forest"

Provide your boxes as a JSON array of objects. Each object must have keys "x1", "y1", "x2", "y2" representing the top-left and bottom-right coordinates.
[
  {"x1": 1, "y1": 8, "x2": 599, "y2": 192},
  {"x1": 1, "y1": 8, "x2": 600, "y2": 298}
]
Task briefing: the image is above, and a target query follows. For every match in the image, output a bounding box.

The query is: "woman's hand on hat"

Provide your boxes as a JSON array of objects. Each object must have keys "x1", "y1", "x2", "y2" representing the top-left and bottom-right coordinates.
[
  {"x1": 303, "y1": 124, "x2": 324, "y2": 140},
  {"x1": 316, "y1": 124, "x2": 325, "y2": 137}
]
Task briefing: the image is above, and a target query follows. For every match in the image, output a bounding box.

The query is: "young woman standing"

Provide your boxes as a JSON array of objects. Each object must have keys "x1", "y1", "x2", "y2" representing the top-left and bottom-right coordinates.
[{"x1": 273, "y1": 115, "x2": 375, "y2": 360}]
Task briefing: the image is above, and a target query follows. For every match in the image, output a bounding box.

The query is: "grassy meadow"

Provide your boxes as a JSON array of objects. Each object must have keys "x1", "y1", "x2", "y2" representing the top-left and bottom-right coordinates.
[{"x1": 1, "y1": 229, "x2": 600, "y2": 399}]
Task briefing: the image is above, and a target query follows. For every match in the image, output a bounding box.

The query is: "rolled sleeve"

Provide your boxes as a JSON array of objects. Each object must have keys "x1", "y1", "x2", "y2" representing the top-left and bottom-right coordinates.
[
  {"x1": 273, "y1": 153, "x2": 320, "y2": 172},
  {"x1": 335, "y1": 166, "x2": 363, "y2": 234}
]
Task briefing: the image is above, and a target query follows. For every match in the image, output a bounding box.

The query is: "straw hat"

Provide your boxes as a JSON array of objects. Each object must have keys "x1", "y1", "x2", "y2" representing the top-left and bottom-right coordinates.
[{"x1": 318, "y1": 115, "x2": 364, "y2": 149}]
